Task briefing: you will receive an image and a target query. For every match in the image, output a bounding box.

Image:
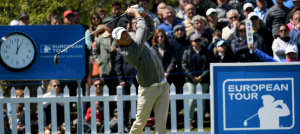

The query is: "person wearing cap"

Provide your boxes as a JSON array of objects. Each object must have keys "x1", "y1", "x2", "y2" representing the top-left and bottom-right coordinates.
[
  {"x1": 10, "y1": 20, "x2": 19, "y2": 26},
  {"x1": 182, "y1": 33, "x2": 210, "y2": 130},
  {"x1": 188, "y1": 15, "x2": 213, "y2": 45},
  {"x1": 92, "y1": 16, "x2": 118, "y2": 120},
  {"x1": 112, "y1": 6, "x2": 169, "y2": 134},
  {"x1": 254, "y1": 0, "x2": 269, "y2": 21},
  {"x1": 243, "y1": 3, "x2": 266, "y2": 27},
  {"x1": 117, "y1": 1, "x2": 136, "y2": 29},
  {"x1": 206, "y1": 8, "x2": 225, "y2": 33},
  {"x1": 183, "y1": 4, "x2": 196, "y2": 36},
  {"x1": 216, "y1": 0, "x2": 232, "y2": 25},
  {"x1": 249, "y1": 41, "x2": 299, "y2": 62},
  {"x1": 212, "y1": 39, "x2": 237, "y2": 62},
  {"x1": 18, "y1": 12, "x2": 29, "y2": 25},
  {"x1": 265, "y1": 0, "x2": 291, "y2": 38},
  {"x1": 222, "y1": 9, "x2": 240, "y2": 44},
  {"x1": 63, "y1": 10, "x2": 74, "y2": 25}
]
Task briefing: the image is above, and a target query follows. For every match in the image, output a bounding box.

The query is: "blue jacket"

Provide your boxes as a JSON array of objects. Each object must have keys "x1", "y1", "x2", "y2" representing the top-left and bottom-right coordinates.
[
  {"x1": 254, "y1": 48, "x2": 300, "y2": 62},
  {"x1": 157, "y1": 20, "x2": 185, "y2": 36},
  {"x1": 288, "y1": 28, "x2": 300, "y2": 59}
]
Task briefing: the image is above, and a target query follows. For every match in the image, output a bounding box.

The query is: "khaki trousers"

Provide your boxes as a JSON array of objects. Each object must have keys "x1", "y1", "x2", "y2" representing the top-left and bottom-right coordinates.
[{"x1": 130, "y1": 82, "x2": 170, "y2": 134}]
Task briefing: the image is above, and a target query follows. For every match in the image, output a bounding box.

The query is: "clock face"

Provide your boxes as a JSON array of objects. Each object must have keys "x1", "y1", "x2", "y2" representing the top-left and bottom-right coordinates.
[{"x1": 0, "y1": 32, "x2": 36, "y2": 72}]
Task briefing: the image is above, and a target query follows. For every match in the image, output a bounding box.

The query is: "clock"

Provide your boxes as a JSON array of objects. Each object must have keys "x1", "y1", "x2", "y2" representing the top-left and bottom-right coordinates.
[{"x1": 0, "y1": 32, "x2": 37, "y2": 72}]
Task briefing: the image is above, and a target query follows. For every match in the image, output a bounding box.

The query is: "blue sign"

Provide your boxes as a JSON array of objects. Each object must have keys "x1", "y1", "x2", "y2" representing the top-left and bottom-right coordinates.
[
  {"x1": 0, "y1": 25, "x2": 86, "y2": 80},
  {"x1": 211, "y1": 63, "x2": 300, "y2": 134}
]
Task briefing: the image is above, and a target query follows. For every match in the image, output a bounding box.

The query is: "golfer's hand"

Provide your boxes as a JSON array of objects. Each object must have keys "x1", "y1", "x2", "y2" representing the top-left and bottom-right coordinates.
[
  {"x1": 110, "y1": 46, "x2": 117, "y2": 53},
  {"x1": 165, "y1": 73, "x2": 169, "y2": 78},
  {"x1": 125, "y1": 8, "x2": 140, "y2": 17},
  {"x1": 192, "y1": 77, "x2": 198, "y2": 83},
  {"x1": 120, "y1": 82, "x2": 126, "y2": 88}
]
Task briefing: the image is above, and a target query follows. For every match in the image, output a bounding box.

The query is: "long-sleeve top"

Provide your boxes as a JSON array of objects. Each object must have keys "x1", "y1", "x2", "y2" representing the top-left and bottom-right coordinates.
[
  {"x1": 254, "y1": 7, "x2": 268, "y2": 21},
  {"x1": 272, "y1": 37, "x2": 297, "y2": 61},
  {"x1": 85, "y1": 29, "x2": 94, "y2": 50},
  {"x1": 42, "y1": 92, "x2": 64, "y2": 108}
]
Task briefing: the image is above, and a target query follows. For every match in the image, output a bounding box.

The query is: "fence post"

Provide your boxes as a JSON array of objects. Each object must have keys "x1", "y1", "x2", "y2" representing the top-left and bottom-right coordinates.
[
  {"x1": 130, "y1": 85, "x2": 137, "y2": 122},
  {"x1": 170, "y1": 84, "x2": 177, "y2": 132},
  {"x1": 90, "y1": 86, "x2": 97, "y2": 134},
  {"x1": 37, "y1": 87, "x2": 44, "y2": 134},
  {"x1": 117, "y1": 86, "x2": 124, "y2": 134},
  {"x1": 11, "y1": 87, "x2": 17, "y2": 134},
  {"x1": 103, "y1": 85, "x2": 110, "y2": 133},
  {"x1": 24, "y1": 87, "x2": 31, "y2": 134},
  {"x1": 0, "y1": 87, "x2": 4, "y2": 134},
  {"x1": 197, "y1": 84, "x2": 204, "y2": 132},
  {"x1": 183, "y1": 84, "x2": 190, "y2": 132},
  {"x1": 64, "y1": 86, "x2": 71, "y2": 134},
  {"x1": 76, "y1": 79, "x2": 83, "y2": 134},
  {"x1": 51, "y1": 86, "x2": 58, "y2": 133}
]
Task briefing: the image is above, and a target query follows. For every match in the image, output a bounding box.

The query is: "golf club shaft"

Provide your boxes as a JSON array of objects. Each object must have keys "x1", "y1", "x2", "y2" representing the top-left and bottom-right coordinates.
[{"x1": 245, "y1": 113, "x2": 258, "y2": 122}]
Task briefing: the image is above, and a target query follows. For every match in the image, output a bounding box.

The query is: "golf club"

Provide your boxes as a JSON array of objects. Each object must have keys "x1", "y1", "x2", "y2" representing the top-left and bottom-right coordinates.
[
  {"x1": 243, "y1": 113, "x2": 258, "y2": 126},
  {"x1": 54, "y1": 4, "x2": 142, "y2": 65}
]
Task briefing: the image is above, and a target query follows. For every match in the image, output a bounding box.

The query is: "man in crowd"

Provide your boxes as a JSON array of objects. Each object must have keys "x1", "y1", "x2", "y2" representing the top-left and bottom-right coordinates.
[
  {"x1": 222, "y1": 9, "x2": 240, "y2": 44},
  {"x1": 138, "y1": 0, "x2": 156, "y2": 19},
  {"x1": 111, "y1": 1, "x2": 123, "y2": 27},
  {"x1": 117, "y1": 1, "x2": 136, "y2": 29},
  {"x1": 243, "y1": 3, "x2": 265, "y2": 27},
  {"x1": 63, "y1": 10, "x2": 74, "y2": 25},
  {"x1": 157, "y1": 5, "x2": 185, "y2": 36},
  {"x1": 188, "y1": 15, "x2": 213, "y2": 45},
  {"x1": 72, "y1": 10, "x2": 89, "y2": 31},
  {"x1": 265, "y1": 0, "x2": 291, "y2": 38},
  {"x1": 289, "y1": 11, "x2": 300, "y2": 59},
  {"x1": 45, "y1": 12, "x2": 54, "y2": 25},
  {"x1": 183, "y1": 4, "x2": 196, "y2": 36},
  {"x1": 175, "y1": 0, "x2": 191, "y2": 20},
  {"x1": 206, "y1": 8, "x2": 225, "y2": 33},
  {"x1": 286, "y1": 0, "x2": 300, "y2": 23},
  {"x1": 18, "y1": 12, "x2": 29, "y2": 25},
  {"x1": 254, "y1": 0, "x2": 269, "y2": 21},
  {"x1": 216, "y1": 0, "x2": 232, "y2": 25},
  {"x1": 154, "y1": 2, "x2": 166, "y2": 28},
  {"x1": 51, "y1": 15, "x2": 62, "y2": 25}
]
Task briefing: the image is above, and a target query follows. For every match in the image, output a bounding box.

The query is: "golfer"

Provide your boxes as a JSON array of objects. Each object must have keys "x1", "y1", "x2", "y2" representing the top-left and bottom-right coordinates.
[{"x1": 112, "y1": 6, "x2": 170, "y2": 134}]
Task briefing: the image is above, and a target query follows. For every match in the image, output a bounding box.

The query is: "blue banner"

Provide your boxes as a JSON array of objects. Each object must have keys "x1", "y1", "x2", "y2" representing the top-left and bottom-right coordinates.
[
  {"x1": 211, "y1": 63, "x2": 300, "y2": 134},
  {"x1": 0, "y1": 25, "x2": 86, "y2": 80}
]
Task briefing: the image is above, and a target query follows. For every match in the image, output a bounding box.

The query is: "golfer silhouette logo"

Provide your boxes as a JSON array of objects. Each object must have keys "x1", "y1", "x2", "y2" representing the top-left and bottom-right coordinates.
[{"x1": 244, "y1": 95, "x2": 290, "y2": 128}]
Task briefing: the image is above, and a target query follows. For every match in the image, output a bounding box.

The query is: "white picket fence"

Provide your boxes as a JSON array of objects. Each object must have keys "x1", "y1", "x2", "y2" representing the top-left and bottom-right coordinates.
[{"x1": 0, "y1": 83, "x2": 211, "y2": 134}]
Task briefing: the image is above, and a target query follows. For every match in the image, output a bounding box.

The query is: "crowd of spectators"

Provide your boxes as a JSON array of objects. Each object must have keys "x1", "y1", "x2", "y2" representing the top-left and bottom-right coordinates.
[{"x1": 4, "y1": 0, "x2": 300, "y2": 133}]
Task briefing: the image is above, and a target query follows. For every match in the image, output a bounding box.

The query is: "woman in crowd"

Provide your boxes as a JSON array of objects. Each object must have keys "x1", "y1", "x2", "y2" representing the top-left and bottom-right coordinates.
[
  {"x1": 85, "y1": 12, "x2": 102, "y2": 51},
  {"x1": 287, "y1": 7, "x2": 300, "y2": 31},
  {"x1": 127, "y1": 18, "x2": 137, "y2": 35},
  {"x1": 43, "y1": 80, "x2": 64, "y2": 134},
  {"x1": 272, "y1": 24, "x2": 298, "y2": 61}
]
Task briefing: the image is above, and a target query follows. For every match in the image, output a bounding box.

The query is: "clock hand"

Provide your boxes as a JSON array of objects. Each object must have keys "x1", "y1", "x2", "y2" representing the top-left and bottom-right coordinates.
[{"x1": 16, "y1": 40, "x2": 22, "y2": 54}]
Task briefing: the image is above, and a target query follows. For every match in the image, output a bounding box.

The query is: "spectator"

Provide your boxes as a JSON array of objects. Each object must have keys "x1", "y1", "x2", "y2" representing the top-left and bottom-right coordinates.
[
  {"x1": 254, "y1": 0, "x2": 269, "y2": 21},
  {"x1": 127, "y1": 18, "x2": 137, "y2": 34},
  {"x1": 249, "y1": 12, "x2": 274, "y2": 56},
  {"x1": 287, "y1": 7, "x2": 300, "y2": 30},
  {"x1": 150, "y1": 0, "x2": 166, "y2": 14},
  {"x1": 231, "y1": 22, "x2": 260, "y2": 62},
  {"x1": 272, "y1": 24, "x2": 297, "y2": 61},
  {"x1": 174, "y1": 0, "x2": 191, "y2": 20},
  {"x1": 138, "y1": 0, "x2": 157, "y2": 19},
  {"x1": 63, "y1": 10, "x2": 74, "y2": 25},
  {"x1": 4, "y1": 111, "x2": 10, "y2": 134},
  {"x1": 188, "y1": 15, "x2": 213, "y2": 46},
  {"x1": 249, "y1": 43, "x2": 299, "y2": 62},
  {"x1": 43, "y1": 80, "x2": 64, "y2": 134},
  {"x1": 85, "y1": 101, "x2": 104, "y2": 133},
  {"x1": 216, "y1": 0, "x2": 232, "y2": 25},
  {"x1": 157, "y1": 5, "x2": 185, "y2": 36},
  {"x1": 7, "y1": 89, "x2": 24, "y2": 120},
  {"x1": 208, "y1": 31, "x2": 222, "y2": 56},
  {"x1": 289, "y1": 11, "x2": 300, "y2": 59},
  {"x1": 85, "y1": 12, "x2": 102, "y2": 51},
  {"x1": 51, "y1": 15, "x2": 62, "y2": 25},
  {"x1": 272, "y1": 0, "x2": 295, "y2": 9},
  {"x1": 45, "y1": 12, "x2": 54, "y2": 25},
  {"x1": 183, "y1": 4, "x2": 196, "y2": 36},
  {"x1": 193, "y1": 0, "x2": 217, "y2": 17},
  {"x1": 117, "y1": 1, "x2": 136, "y2": 29},
  {"x1": 9, "y1": 104, "x2": 25, "y2": 134},
  {"x1": 182, "y1": 34, "x2": 210, "y2": 130},
  {"x1": 212, "y1": 40, "x2": 237, "y2": 62},
  {"x1": 18, "y1": 12, "x2": 29, "y2": 25},
  {"x1": 73, "y1": 10, "x2": 89, "y2": 31},
  {"x1": 97, "y1": 8, "x2": 107, "y2": 20},
  {"x1": 265, "y1": 0, "x2": 291, "y2": 38},
  {"x1": 222, "y1": 9, "x2": 240, "y2": 44},
  {"x1": 243, "y1": 3, "x2": 266, "y2": 27},
  {"x1": 92, "y1": 17, "x2": 118, "y2": 119},
  {"x1": 111, "y1": 1, "x2": 122, "y2": 27},
  {"x1": 154, "y1": 2, "x2": 166, "y2": 28},
  {"x1": 206, "y1": 8, "x2": 225, "y2": 33},
  {"x1": 244, "y1": 0, "x2": 274, "y2": 9},
  {"x1": 286, "y1": 1, "x2": 300, "y2": 24}
]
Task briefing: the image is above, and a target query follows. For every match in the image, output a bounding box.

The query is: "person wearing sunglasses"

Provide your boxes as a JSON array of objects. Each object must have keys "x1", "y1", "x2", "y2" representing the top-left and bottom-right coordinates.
[
  {"x1": 85, "y1": 12, "x2": 102, "y2": 51},
  {"x1": 182, "y1": 34, "x2": 210, "y2": 130},
  {"x1": 43, "y1": 80, "x2": 65, "y2": 134},
  {"x1": 243, "y1": 3, "x2": 266, "y2": 27},
  {"x1": 222, "y1": 9, "x2": 240, "y2": 44},
  {"x1": 231, "y1": 22, "x2": 260, "y2": 62},
  {"x1": 206, "y1": 8, "x2": 225, "y2": 33}
]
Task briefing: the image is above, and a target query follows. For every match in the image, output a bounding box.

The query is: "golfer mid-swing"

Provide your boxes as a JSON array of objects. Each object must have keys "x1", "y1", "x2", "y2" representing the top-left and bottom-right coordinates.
[{"x1": 112, "y1": 5, "x2": 170, "y2": 134}]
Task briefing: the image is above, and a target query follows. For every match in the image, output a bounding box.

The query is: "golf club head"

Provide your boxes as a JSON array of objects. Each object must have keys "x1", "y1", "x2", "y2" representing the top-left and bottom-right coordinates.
[
  {"x1": 243, "y1": 121, "x2": 247, "y2": 126},
  {"x1": 54, "y1": 54, "x2": 60, "y2": 66}
]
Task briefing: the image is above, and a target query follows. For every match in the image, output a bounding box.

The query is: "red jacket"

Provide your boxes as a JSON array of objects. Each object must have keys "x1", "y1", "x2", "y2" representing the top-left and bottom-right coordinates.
[{"x1": 85, "y1": 107, "x2": 104, "y2": 122}]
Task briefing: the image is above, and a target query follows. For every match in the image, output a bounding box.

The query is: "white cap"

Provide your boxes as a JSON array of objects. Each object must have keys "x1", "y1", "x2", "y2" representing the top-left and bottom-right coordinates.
[
  {"x1": 248, "y1": 12, "x2": 258, "y2": 20},
  {"x1": 112, "y1": 27, "x2": 127, "y2": 41},
  {"x1": 206, "y1": 8, "x2": 217, "y2": 16},
  {"x1": 285, "y1": 46, "x2": 298, "y2": 54},
  {"x1": 10, "y1": 20, "x2": 19, "y2": 26},
  {"x1": 243, "y1": 3, "x2": 253, "y2": 11}
]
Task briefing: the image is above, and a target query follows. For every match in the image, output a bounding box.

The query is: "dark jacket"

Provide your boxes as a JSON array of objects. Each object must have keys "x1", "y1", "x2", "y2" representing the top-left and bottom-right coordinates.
[
  {"x1": 182, "y1": 45, "x2": 210, "y2": 83},
  {"x1": 289, "y1": 27, "x2": 300, "y2": 59},
  {"x1": 115, "y1": 50, "x2": 136, "y2": 85},
  {"x1": 255, "y1": 27, "x2": 274, "y2": 56},
  {"x1": 151, "y1": 43, "x2": 176, "y2": 73},
  {"x1": 212, "y1": 47, "x2": 237, "y2": 63},
  {"x1": 117, "y1": 14, "x2": 133, "y2": 29},
  {"x1": 231, "y1": 37, "x2": 260, "y2": 62}
]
